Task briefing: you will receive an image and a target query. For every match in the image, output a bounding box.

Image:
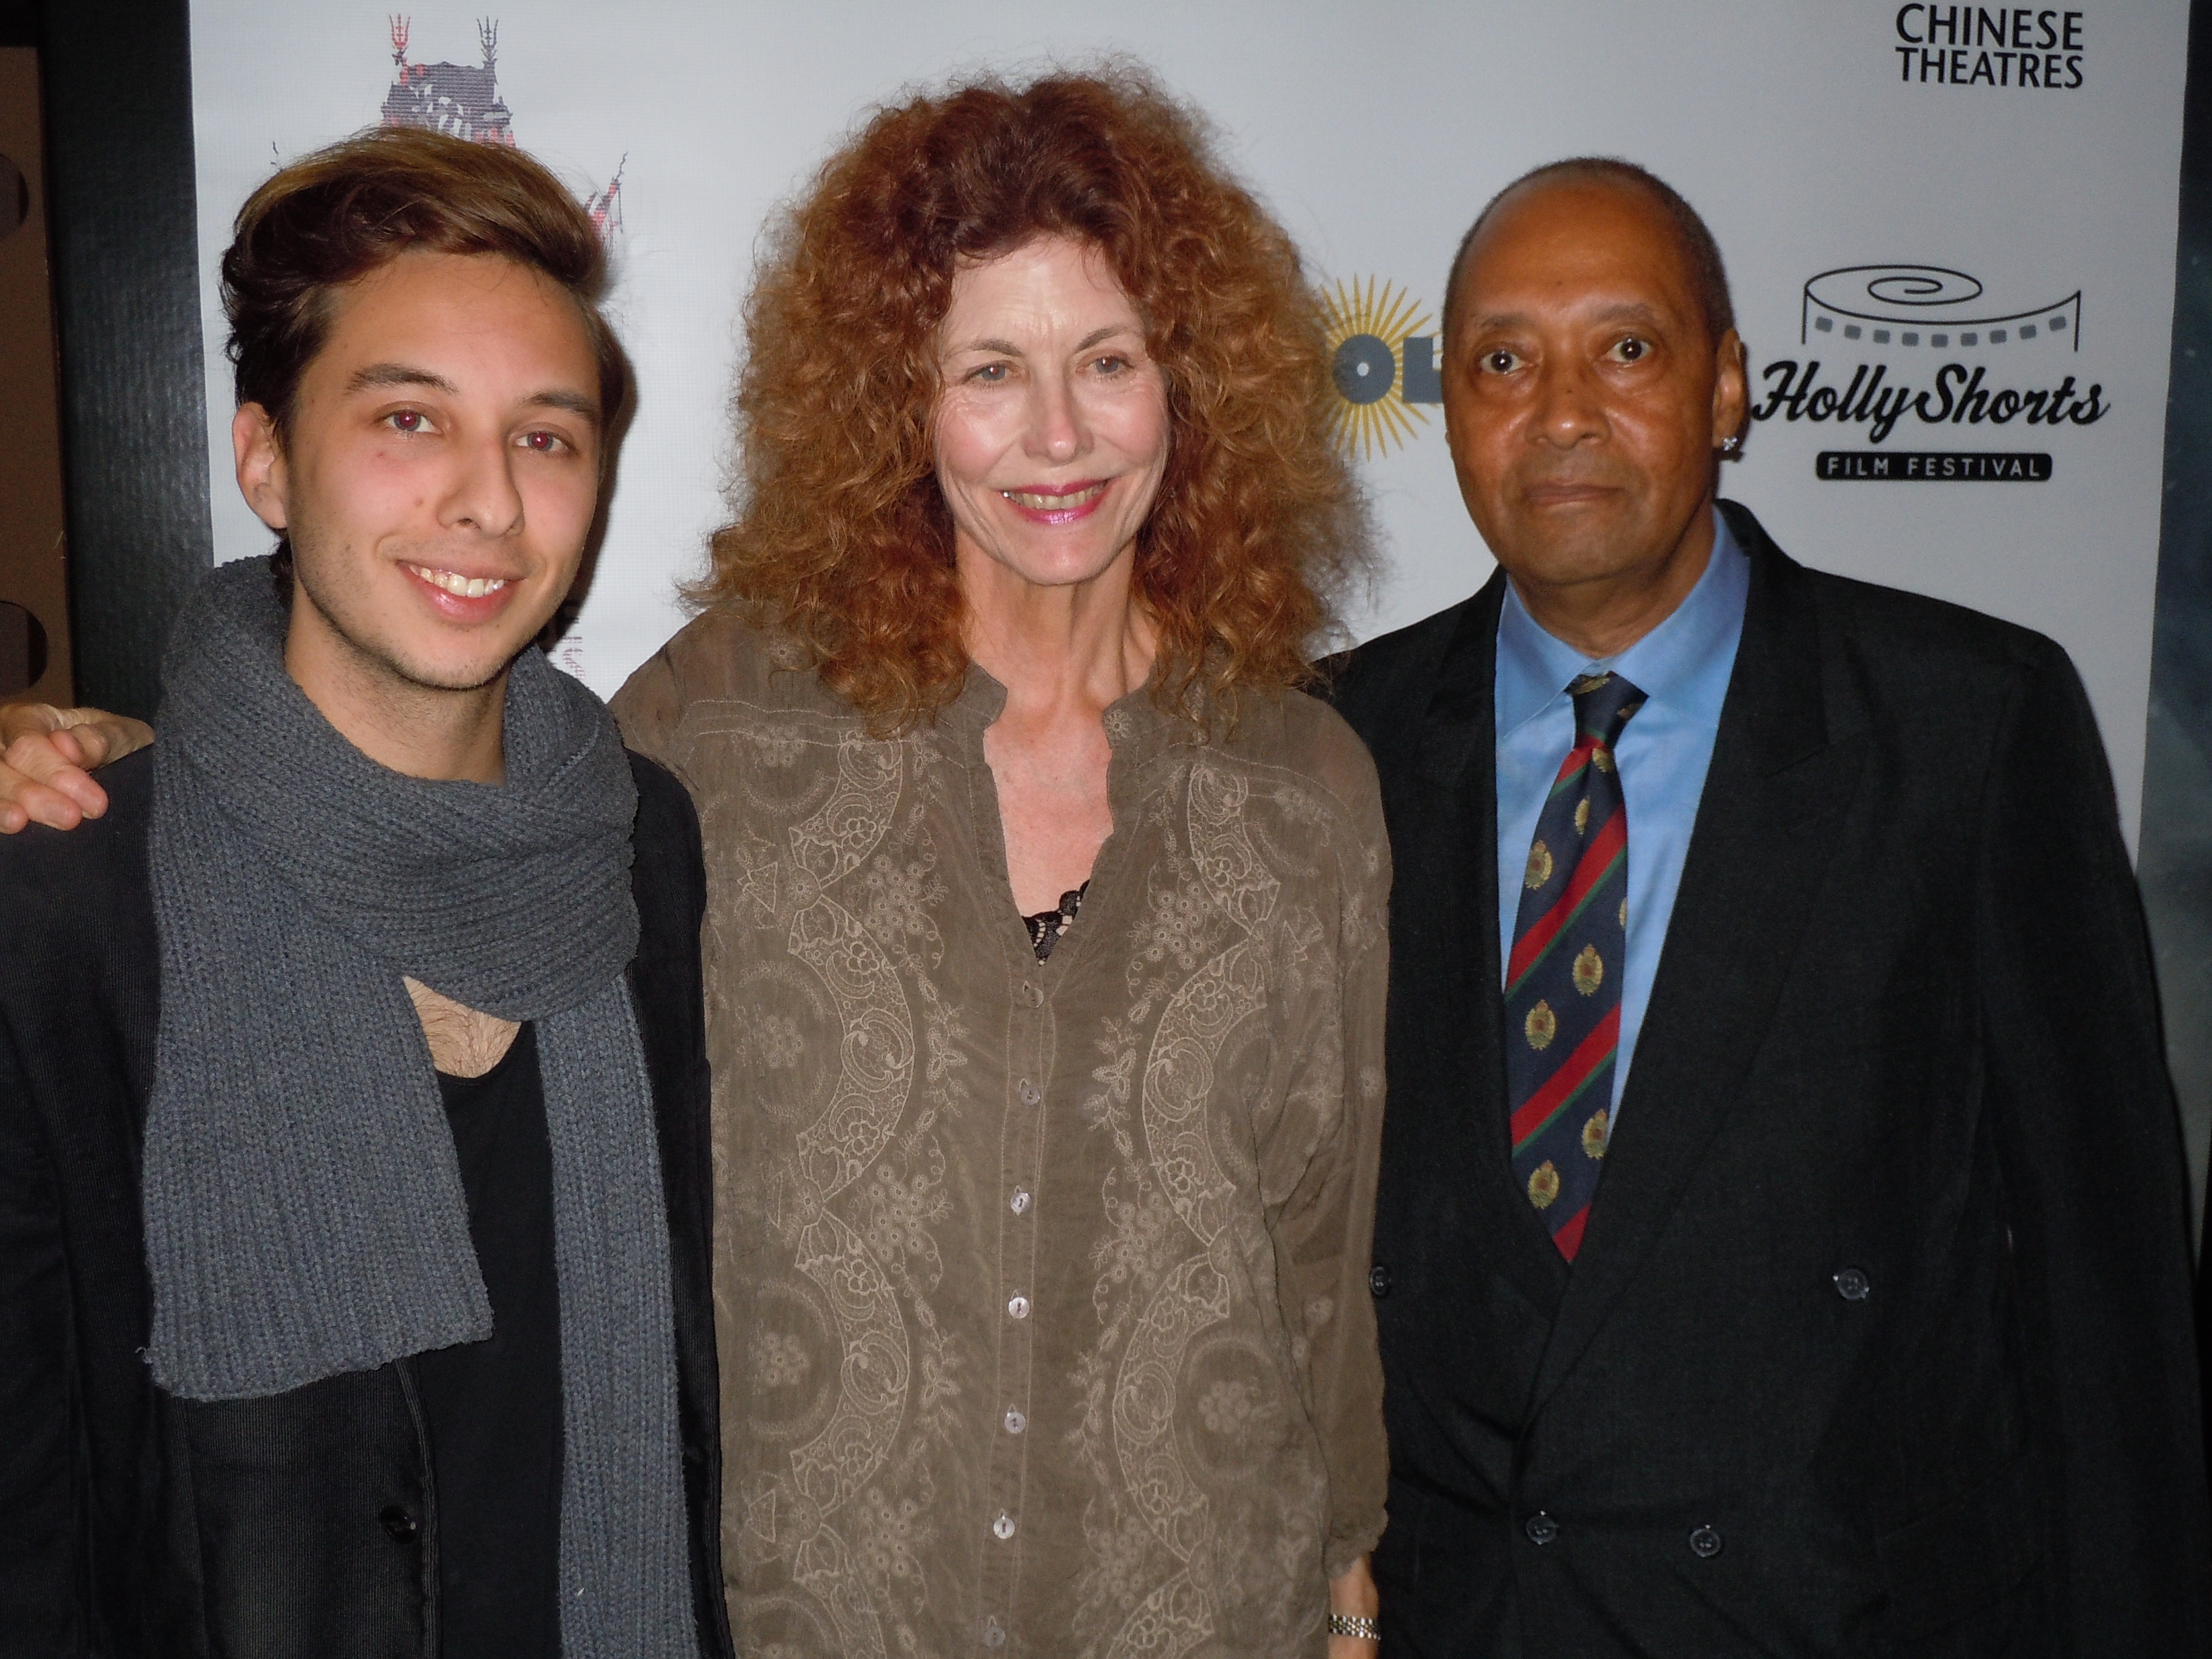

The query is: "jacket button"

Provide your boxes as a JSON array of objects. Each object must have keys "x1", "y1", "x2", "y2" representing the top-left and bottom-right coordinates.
[
  {"x1": 1833, "y1": 1267, "x2": 1871, "y2": 1302},
  {"x1": 1368, "y1": 1263, "x2": 1392, "y2": 1299},
  {"x1": 1524, "y1": 1512, "x2": 1558, "y2": 1545},
  {"x1": 379, "y1": 1504, "x2": 418, "y2": 1543},
  {"x1": 1688, "y1": 1524, "x2": 1722, "y2": 1559}
]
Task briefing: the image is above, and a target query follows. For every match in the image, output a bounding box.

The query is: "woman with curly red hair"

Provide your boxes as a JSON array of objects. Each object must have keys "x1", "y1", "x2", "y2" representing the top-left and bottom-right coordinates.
[{"x1": 611, "y1": 68, "x2": 1390, "y2": 1657}]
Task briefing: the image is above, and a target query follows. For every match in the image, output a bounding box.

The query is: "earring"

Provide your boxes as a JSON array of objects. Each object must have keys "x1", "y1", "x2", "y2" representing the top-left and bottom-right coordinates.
[{"x1": 1720, "y1": 435, "x2": 1743, "y2": 456}]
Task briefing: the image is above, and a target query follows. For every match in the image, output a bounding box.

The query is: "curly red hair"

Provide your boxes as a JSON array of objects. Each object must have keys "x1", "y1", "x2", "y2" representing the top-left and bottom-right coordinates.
[{"x1": 697, "y1": 67, "x2": 1367, "y2": 728}]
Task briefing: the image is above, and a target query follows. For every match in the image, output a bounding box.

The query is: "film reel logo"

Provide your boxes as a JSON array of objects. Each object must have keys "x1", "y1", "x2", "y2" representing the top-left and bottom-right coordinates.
[
  {"x1": 1322, "y1": 277, "x2": 1444, "y2": 460},
  {"x1": 1761, "y1": 263, "x2": 2106, "y2": 482},
  {"x1": 1800, "y1": 266, "x2": 2080, "y2": 354}
]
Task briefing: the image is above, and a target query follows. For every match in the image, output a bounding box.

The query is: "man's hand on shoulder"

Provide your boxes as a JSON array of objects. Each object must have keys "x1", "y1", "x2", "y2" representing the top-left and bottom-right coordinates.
[{"x1": 0, "y1": 705, "x2": 153, "y2": 833}]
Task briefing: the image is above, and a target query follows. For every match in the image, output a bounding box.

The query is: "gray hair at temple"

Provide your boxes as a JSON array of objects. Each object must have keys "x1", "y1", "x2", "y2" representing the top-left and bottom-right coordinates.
[{"x1": 1441, "y1": 157, "x2": 1737, "y2": 349}]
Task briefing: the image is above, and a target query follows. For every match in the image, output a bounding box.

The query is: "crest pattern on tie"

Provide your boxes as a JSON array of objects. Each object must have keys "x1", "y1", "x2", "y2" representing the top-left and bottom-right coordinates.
[{"x1": 1506, "y1": 671, "x2": 1644, "y2": 1261}]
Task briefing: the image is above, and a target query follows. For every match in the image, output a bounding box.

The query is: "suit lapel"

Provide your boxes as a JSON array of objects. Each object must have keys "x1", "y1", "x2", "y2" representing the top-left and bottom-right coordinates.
[
  {"x1": 1526, "y1": 506, "x2": 1865, "y2": 1412},
  {"x1": 1414, "y1": 574, "x2": 1506, "y2": 793},
  {"x1": 1410, "y1": 572, "x2": 1576, "y2": 1320}
]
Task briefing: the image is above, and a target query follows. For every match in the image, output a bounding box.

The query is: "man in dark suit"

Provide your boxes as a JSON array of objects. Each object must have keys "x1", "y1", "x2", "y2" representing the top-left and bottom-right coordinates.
[{"x1": 1328, "y1": 158, "x2": 2211, "y2": 1654}]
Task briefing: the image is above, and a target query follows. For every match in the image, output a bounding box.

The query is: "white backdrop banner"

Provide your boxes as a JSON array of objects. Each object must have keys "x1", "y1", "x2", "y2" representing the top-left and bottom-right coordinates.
[{"x1": 186, "y1": 2, "x2": 2188, "y2": 843}]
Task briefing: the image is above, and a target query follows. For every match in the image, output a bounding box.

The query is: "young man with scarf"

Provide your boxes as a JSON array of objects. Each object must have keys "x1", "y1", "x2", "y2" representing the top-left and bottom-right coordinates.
[{"x1": 0, "y1": 129, "x2": 731, "y2": 1659}]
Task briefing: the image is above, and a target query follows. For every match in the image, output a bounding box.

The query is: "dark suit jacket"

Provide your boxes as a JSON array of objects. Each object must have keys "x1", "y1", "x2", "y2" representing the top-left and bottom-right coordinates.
[
  {"x1": 0, "y1": 748, "x2": 735, "y2": 1659},
  {"x1": 1327, "y1": 502, "x2": 2211, "y2": 1656}
]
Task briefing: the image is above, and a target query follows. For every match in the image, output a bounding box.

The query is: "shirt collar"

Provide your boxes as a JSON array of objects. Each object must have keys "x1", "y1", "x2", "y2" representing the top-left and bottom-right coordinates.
[
  {"x1": 942, "y1": 654, "x2": 1201, "y2": 771},
  {"x1": 1495, "y1": 508, "x2": 1751, "y2": 738}
]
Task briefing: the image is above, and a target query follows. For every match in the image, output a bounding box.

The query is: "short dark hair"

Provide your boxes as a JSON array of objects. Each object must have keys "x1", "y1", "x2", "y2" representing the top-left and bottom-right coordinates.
[
  {"x1": 221, "y1": 125, "x2": 624, "y2": 590},
  {"x1": 1441, "y1": 157, "x2": 1735, "y2": 349}
]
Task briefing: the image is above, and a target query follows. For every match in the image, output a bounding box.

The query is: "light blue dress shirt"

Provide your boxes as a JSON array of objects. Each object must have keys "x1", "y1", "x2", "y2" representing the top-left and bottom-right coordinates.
[{"x1": 1494, "y1": 513, "x2": 1750, "y2": 1118}]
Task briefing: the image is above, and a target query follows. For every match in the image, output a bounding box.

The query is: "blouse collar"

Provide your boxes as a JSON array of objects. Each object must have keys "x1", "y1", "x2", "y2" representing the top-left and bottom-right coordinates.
[{"x1": 941, "y1": 655, "x2": 1206, "y2": 774}]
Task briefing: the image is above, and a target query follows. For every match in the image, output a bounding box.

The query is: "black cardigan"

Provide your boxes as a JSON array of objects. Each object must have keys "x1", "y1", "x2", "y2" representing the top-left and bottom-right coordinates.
[{"x1": 0, "y1": 747, "x2": 735, "y2": 1659}]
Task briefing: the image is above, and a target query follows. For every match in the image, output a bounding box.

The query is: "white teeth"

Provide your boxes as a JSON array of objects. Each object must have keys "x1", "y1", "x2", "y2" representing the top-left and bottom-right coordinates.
[
  {"x1": 1000, "y1": 483, "x2": 1107, "y2": 510},
  {"x1": 407, "y1": 564, "x2": 508, "y2": 599}
]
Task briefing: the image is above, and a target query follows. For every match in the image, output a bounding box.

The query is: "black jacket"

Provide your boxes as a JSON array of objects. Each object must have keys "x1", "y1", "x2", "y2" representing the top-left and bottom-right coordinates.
[
  {"x1": 0, "y1": 747, "x2": 735, "y2": 1659},
  {"x1": 1327, "y1": 502, "x2": 2212, "y2": 1656}
]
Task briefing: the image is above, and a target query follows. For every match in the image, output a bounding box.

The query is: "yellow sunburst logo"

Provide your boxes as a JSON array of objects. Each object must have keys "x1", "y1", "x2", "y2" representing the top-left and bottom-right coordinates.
[{"x1": 1322, "y1": 276, "x2": 1439, "y2": 460}]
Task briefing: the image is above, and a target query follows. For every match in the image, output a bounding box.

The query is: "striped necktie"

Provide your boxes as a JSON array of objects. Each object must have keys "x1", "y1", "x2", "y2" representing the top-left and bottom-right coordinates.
[{"x1": 1505, "y1": 671, "x2": 1645, "y2": 1261}]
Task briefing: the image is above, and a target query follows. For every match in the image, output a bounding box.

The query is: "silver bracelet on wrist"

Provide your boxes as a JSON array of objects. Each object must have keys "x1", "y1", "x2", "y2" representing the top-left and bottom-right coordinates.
[{"x1": 1326, "y1": 1612, "x2": 1380, "y2": 1642}]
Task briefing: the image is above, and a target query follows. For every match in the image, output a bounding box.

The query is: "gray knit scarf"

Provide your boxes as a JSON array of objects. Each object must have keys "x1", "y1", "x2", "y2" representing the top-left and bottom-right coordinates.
[{"x1": 144, "y1": 558, "x2": 694, "y2": 1657}]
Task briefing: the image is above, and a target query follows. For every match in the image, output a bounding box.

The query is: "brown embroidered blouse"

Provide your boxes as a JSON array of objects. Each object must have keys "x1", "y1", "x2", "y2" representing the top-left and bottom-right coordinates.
[{"x1": 612, "y1": 610, "x2": 1390, "y2": 1659}]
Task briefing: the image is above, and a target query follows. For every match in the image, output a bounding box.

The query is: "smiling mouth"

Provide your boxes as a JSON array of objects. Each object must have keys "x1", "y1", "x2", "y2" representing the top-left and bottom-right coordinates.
[
  {"x1": 405, "y1": 563, "x2": 511, "y2": 599},
  {"x1": 1000, "y1": 482, "x2": 1108, "y2": 511}
]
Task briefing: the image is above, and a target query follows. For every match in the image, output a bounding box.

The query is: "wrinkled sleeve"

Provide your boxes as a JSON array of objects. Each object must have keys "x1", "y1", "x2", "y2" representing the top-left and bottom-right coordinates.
[
  {"x1": 1264, "y1": 728, "x2": 1392, "y2": 1579},
  {"x1": 1976, "y1": 639, "x2": 2212, "y2": 1649}
]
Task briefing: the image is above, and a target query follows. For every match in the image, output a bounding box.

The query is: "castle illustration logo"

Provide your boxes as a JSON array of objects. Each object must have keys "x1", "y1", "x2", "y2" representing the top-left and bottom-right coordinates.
[
  {"x1": 379, "y1": 17, "x2": 624, "y2": 236},
  {"x1": 382, "y1": 17, "x2": 514, "y2": 146}
]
